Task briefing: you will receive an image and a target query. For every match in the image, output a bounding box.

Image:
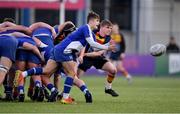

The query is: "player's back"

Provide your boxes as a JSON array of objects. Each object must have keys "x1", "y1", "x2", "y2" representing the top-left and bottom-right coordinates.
[{"x1": 32, "y1": 27, "x2": 54, "y2": 48}]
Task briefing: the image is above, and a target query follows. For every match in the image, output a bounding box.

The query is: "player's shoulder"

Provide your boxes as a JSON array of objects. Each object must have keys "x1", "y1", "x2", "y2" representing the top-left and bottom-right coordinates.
[
  {"x1": 93, "y1": 29, "x2": 99, "y2": 34},
  {"x1": 78, "y1": 24, "x2": 88, "y2": 29}
]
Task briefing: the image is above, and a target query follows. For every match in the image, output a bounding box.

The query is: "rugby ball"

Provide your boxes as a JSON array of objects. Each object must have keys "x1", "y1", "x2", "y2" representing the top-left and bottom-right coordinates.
[{"x1": 150, "y1": 44, "x2": 166, "y2": 56}]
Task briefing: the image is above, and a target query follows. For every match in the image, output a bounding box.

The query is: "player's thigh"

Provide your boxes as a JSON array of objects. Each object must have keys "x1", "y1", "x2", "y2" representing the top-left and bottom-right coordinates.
[
  {"x1": 43, "y1": 59, "x2": 58, "y2": 75},
  {"x1": 15, "y1": 61, "x2": 26, "y2": 71},
  {"x1": 117, "y1": 60, "x2": 125, "y2": 70},
  {"x1": 0, "y1": 56, "x2": 12, "y2": 69},
  {"x1": 62, "y1": 61, "x2": 77, "y2": 76},
  {"x1": 102, "y1": 61, "x2": 117, "y2": 74}
]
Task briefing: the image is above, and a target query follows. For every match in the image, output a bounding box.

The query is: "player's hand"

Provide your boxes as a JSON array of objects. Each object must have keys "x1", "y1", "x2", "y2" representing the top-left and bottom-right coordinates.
[
  {"x1": 78, "y1": 56, "x2": 83, "y2": 64},
  {"x1": 95, "y1": 50, "x2": 105, "y2": 56},
  {"x1": 120, "y1": 53, "x2": 125, "y2": 59},
  {"x1": 108, "y1": 44, "x2": 116, "y2": 52},
  {"x1": 110, "y1": 39, "x2": 115, "y2": 45}
]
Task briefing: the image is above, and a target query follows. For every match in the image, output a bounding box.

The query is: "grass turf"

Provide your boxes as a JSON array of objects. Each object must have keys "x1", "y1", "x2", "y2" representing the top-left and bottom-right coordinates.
[{"x1": 0, "y1": 76, "x2": 180, "y2": 113}]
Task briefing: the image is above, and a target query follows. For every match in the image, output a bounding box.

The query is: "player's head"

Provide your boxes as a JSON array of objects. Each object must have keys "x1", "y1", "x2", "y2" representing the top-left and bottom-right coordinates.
[
  {"x1": 112, "y1": 23, "x2": 120, "y2": 34},
  {"x1": 54, "y1": 22, "x2": 76, "y2": 45},
  {"x1": 62, "y1": 21, "x2": 76, "y2": 36},
  {"x1": 99, "y1": 20, "x2": 113, "y2": 36},
  {"x1": 3, "y1": 18, "x2": 15, "y2": 23},
  {"x1": 87, "y1": 11, "x2": 100, "y2": 29}
]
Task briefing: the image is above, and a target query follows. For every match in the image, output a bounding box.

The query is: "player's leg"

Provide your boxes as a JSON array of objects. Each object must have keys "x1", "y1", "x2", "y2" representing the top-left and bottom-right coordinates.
[
  {"x1": 117, "y1": 60, "x2": 132, "y2": 83},
  {"x1": 0, "y1": 57, "x2": 12, "y2": 85},
  {"x1": 15, "y1": 60, "x2": 27, "y2": 102},
  {"x1": 3, "y1": 67, "x2": 16, "y2": 101},
  {"x1": 0, "y1": 57, "x2": 13, "y2": 101},
  {"x1": 73, "y1": 77, "x2": 92, "y2": 103},
  {"x1": 101, "y1": 61, "x2": 119, "y2": 97},
  {"x1": 27, "y1": 77, "x2": 34, "y2": 100},
  {"x1": 77, "y1": 69, "x2": 85, "y2": 78},
  {"x1": 27, "y1": 62, "x2": 42, "y2": 101},
  {"x1": 40, "y1": 59, "x2": 59, "y2": 102},
  {"x1": 53, "y1": 73, "x2": 63, "y2": 100},
  {"x1": 75, "y1": 59, "x2": 93, "y2": 103},
  {"x1": 60, "y1": 60, "x2": 77, "y2": 104}
]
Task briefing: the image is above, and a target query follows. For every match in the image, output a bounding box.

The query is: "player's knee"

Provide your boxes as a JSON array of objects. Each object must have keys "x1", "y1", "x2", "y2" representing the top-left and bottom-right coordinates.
[
  {"x1": 43, "y1": 70, "x2": 51, "y2": 76},
  {"x1": 42, "y1": 67, "x2": 53, "y2": 76},
  {"x1": 66, "y1": 70, "x2": 77, "y2": 77},
  {"x1": 0, "y1": 65, "x2": 9, "y2": 74},
  {"x1": 109, "y1": 67, "x2": 117, "y2": 75}
]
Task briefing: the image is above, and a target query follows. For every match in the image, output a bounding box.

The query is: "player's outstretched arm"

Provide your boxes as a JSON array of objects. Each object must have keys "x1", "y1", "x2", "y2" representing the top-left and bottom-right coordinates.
[{"x1": 22, "y1": 42, "x2": 44, "y2": 62}]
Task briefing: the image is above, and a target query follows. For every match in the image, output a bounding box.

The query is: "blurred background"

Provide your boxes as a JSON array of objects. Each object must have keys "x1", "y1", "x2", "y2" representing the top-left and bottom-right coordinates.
[{"x1": 0, "y1": 0, "x2": 180, "y2": 76}]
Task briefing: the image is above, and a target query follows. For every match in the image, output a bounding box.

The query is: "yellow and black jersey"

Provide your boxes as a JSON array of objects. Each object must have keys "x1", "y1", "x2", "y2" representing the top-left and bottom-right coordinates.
[
  {"x1": 85, "y1": 30, "x2": 111, "y2": 53},
  {"x1": 95, "y1": 32, "x2": 111, "y2": 45}
]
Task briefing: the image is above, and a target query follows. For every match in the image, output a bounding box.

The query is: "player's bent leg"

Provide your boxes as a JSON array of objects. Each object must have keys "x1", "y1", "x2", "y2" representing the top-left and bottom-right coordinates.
[
  {"x1": 61, "y1": 61, "x2": 77, "y2": 104},
  {"x1": 0, "y1": 58, "x2": 14, "y2": 101},
  {"x1": 117, "y1": 61, "x2": 132, "y2": 84},
  {"x1": 42, "y1": 78, "x2": 58, "y2": 102},
  {"x1": 0, "y1": 57, "x2": 12, "y2": 85},
  {"x1": 3, "y1": 74, "x2": 14, "y2": 101},
  {"x1": 4, "y1": 67, "x2": 16, "y2": 101},
  {"x1": 27, "y1": 77, "x2": 34, "y2": 100},
  {"x1": 77, "y1": 68, "x2": 85, "y2": 78},
  {"x1": 40, "y1": 61, "x2": 59, "y2": 102},
  {"x1": 102, "y1": 62, "x2": 119, "y2": 97},
  {"x1": 73, "y1": 77, "x2": 92, "y2": 103}
]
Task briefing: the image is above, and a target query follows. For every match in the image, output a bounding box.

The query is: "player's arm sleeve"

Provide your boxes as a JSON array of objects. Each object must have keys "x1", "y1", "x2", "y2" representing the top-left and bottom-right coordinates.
[
  {"x1": 84, "y1": 25, "x2": 108, "y2": 50},
  {"x1": 86, "y1": 38, "x2": 108, "y2": 50}
]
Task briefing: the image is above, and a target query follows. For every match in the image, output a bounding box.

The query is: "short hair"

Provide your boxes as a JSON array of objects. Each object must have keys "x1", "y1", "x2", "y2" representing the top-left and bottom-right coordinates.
[
  {"x1": 3, "y1": 18, "x2": 15, "y2": 23},
  {"x1": 100, "y1": 20, "x2": 113, "y2": 27},
  {"x1": 87, "y1": 11, "x2": 100, "y2": 22},
  {"x1": 62, "y1": 22, "x2": 76, "y2": 32}
]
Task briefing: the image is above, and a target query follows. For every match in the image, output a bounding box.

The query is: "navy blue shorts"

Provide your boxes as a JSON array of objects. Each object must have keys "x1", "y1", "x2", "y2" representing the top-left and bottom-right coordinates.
[
  {"x1": 16, "y1": 49, "x2": 41, "y2": 64},
  {"x1": 49, "y1": 48, "x2": 77, "y2": 63},
  {"x1": 78, "y1": 56, "x2": 108, "y2": 72},
  {"x1": 0, "y1": 36, "x2": 18, "y2": 62}
]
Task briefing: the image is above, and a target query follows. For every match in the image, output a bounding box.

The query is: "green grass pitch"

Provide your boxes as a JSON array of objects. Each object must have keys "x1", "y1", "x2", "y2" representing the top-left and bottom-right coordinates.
[{"x1": 0, "y1": 76, "x2": 180, "y2": 113}]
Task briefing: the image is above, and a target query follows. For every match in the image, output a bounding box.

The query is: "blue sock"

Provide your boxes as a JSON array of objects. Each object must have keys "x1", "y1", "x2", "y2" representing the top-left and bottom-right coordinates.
[
  {"x1": 18, "y1": 86, "x2": 24, "y2": 94},
  {"x1": 80, "y1": 85, "x2": 88, "y2": 94},
  {"x1": 35, "y1": 80, "x2": 41, "y2": 87},
  {"x1": 27, "y1": 67, "x2": 43, "y2": 76},
  {"x1": 63, "y1": 76, "x2": 74, "y2": 94},
  {"x1": 47, "y1": 83, "x2": 56, "y2": 92}
]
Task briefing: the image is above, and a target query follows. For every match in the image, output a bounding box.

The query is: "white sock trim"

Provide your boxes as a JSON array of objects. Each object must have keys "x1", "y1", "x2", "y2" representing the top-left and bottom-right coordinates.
[{"x1": 105, "y1": 82, "x2": 112, "y2": 90}]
